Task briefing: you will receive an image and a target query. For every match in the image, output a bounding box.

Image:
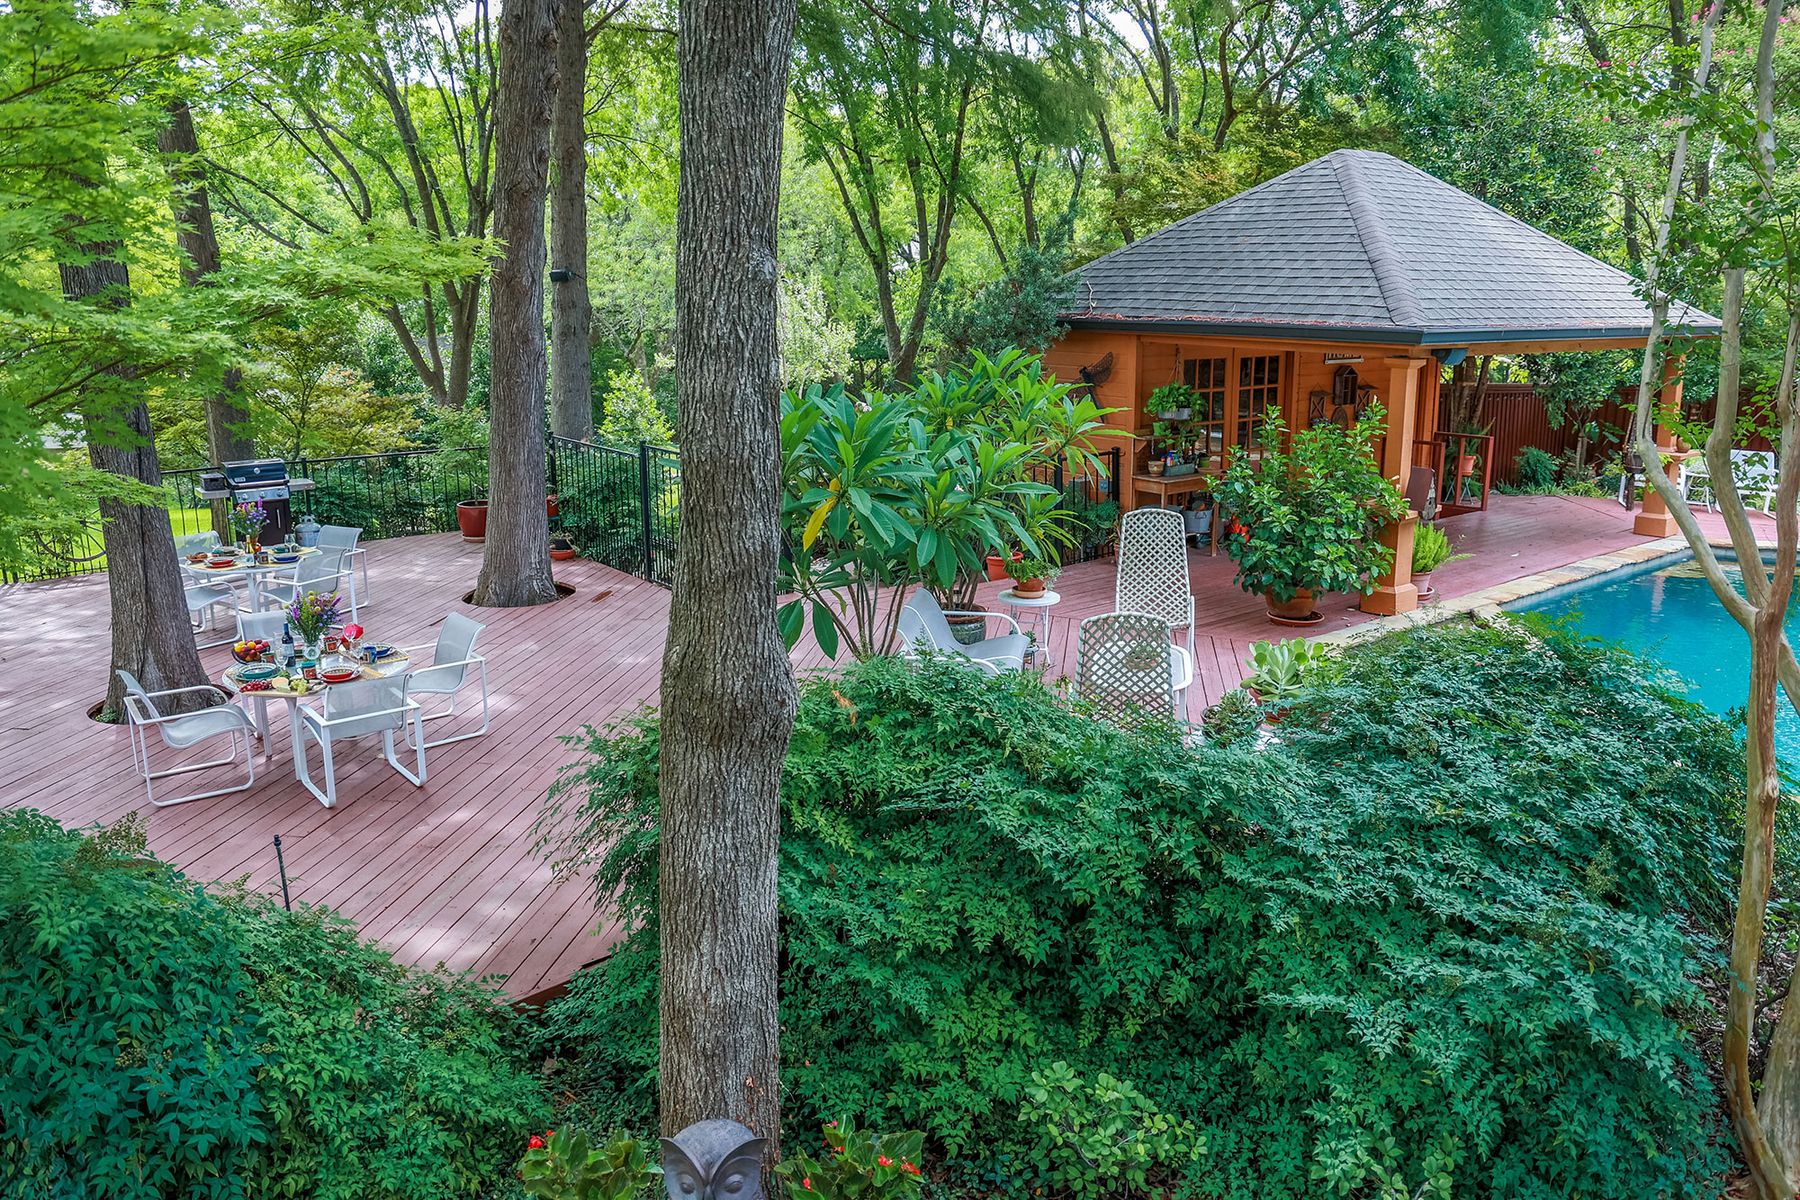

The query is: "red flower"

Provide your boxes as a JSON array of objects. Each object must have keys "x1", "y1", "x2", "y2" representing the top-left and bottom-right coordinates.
[
  {"x1": 879, "y1": 1156, "x2": 893, "y2": 1168},
  {"x1": 528, "y1": 1136, "x2": 545, "y2": 1150},
  {"x1": 546, "y1": 1130, "x2": 555, "y2": 1137},
  {"x1": 902, "y1": 1161, "x2": 922, "y2": 1175},
  {"x1": 802, "y1": 1179, "x2": 813, "y2": 1191}
]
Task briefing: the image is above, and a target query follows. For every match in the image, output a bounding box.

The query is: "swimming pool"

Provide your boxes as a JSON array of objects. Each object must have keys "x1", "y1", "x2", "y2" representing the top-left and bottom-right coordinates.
[{"x1": 1508, "y1": 553, "x2": 1800, "y2": 756}]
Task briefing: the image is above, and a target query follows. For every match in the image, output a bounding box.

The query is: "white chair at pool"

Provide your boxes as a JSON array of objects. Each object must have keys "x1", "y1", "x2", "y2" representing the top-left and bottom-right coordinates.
[
  {"x1": 117, "y1": 669, "x2": 259, "y2": 807},
  {"x1": 294, "y1": 675, "x2": 425, "y2": 808},
  {"x1": 397, "y1": 613, "x2": 490, "y2": 749},
  {"x1": 894, "y1": 589, "x2": 1028, "y2": 675},
  {"x1": 1682, "y1": 448, "x2": 1777, "y2": 513}
]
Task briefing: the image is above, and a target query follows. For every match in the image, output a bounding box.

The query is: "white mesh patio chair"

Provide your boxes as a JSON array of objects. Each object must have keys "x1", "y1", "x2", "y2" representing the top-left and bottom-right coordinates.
[
  {"x1": 186, "y1": 581, "x2": 238, "y2": 648},
  {"x1": 1115, "y1": 508, "x2": 1197, "y2": 652},
  {"x1": 398, "y1": 613, "x2": 490, "y2": 748},
  {"x1": 315, "y1": 525, "x2": 368, "y2": 607},
  {"x1": 259, "y1": 548, "x2": 353, "y2": 621},
  {"x1": 894, "y1": 588, "x2": 1029, "y2": 675},
  {"x1": 1072, "y1": 612, "x2": 1192, "y2": 724},
  {"x1": 294, "y1": 676, "x2": 425, "y2": 808},
  {"x1": 116, "y1": 669, "x2": 258, "y2": 807}
]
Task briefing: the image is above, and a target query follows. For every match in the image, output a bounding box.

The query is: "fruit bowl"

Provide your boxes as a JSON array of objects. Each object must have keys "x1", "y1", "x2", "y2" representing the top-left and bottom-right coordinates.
[{"x1": 232, "y1": 639, "x2": 271, "y2": 663}]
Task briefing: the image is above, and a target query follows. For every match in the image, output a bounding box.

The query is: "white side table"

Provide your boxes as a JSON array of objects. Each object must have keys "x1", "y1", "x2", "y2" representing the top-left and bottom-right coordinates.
[{"x1": 997, "y1": 587, "x2": 1061, "y2": 668}]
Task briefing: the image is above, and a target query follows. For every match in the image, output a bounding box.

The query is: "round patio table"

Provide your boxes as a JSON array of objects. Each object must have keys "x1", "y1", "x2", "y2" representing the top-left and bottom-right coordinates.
[
  {"x1": 182, "y1": 546, "x2": 321, "y2": 613},
  {"x1": 219, "y1": 652, "x2": 410, "y2": 763}
]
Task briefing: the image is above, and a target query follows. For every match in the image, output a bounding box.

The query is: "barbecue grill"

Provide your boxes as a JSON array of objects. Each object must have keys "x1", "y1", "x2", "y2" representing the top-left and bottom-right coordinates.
[{"x1": 196, "y1": 459, "x2": 315, "y2": 543}]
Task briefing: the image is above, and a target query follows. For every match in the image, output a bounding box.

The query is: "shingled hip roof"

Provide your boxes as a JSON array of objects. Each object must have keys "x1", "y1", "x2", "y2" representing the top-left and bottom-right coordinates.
[{"x1": 1062, "y1": 149, "x2": 1719, "y2": 345}]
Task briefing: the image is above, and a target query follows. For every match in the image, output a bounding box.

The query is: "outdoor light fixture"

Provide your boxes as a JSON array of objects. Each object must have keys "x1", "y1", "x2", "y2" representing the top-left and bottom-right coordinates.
[
  {"x1": 548, "y1": 267, "x2": 572, "y2": 283},
  {"x1": 1432, "y1": 347, "x2": 1469, "y2": 367}
]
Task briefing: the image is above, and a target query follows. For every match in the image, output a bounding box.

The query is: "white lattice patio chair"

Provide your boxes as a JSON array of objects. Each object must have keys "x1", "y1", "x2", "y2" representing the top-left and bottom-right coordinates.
[
  {"x1": 117, "y1": 669, "x2": 259, "y2": 807},
  {"x1": 1071, "y1": 612, "x2": 1192, "y2": 724},
  {"x1": 1115, "y1": 508, "x2": 1197, "y2": 653},
  {"x1": 894, "y1": 588, "x2": 1029, "y2": 675},
  {"x1": 293, "y1": 675, "x2": 425, "y2": 808},
  {"x1": 398, "y1": 613, "x2": 490, "y2": 749},
  {"x1": 315, "y1": 525, "x2": 369, "y2": 607}
]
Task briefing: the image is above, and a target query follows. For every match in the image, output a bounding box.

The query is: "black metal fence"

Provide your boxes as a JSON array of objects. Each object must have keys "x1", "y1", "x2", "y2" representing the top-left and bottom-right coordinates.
[
  {"x1": 549, "y1": 437, "x2": 681, "y2": 586},
  {"x1": 6, "y1": 439, "x2": 1114, "y2": 586}
]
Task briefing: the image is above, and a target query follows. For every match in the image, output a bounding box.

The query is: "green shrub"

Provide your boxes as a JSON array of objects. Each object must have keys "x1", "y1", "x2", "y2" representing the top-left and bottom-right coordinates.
[
  {"x1": 0, "y1": 811, "x2": 551, "y2": 1200},
  {"x1": 540, "y1": 624, "x2": 1739, "y2": 1199},
  {"x1": 1513, "y1": 445, "x2": 1559, "y2": 490}
]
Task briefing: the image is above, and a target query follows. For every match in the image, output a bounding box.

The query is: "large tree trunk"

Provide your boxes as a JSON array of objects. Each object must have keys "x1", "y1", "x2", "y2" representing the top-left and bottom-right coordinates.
[
  {"x1": 549, "y1": 0, "x2": 594, "y2": 442},
  {"x1": 473, "y1": 0, "x2": 560, "y2": 608},
  {"x1": 60, "y1": 253, "x2": 207, "y2": 718},
  {"x1": 157, "y1": 98, "x2": 252, "y2": 538},
  {"x1": 658, "y1": 0, "x2": 798, "y2": 1151}
]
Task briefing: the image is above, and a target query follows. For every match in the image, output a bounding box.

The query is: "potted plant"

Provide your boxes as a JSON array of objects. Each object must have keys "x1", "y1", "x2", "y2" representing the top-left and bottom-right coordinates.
[
  {"x1": 1212, "y1": 406, "x2": 1407, "y2": 624},
  {"x1": 549, "y1": 535, "x2": 578, "y2": 561},
  {"x1": 1148, "y1": 382, "x2": 1198, "y2": 422},
  {"x1": 1005, "y1": 554, "x2": 1061, "y2": 599},
  {"x1": 1410, "y1": 523, "x2": 1471, "y2": 600},
  {"x1": 456, "y1": 497, "x2": 488, "y2": 542},
  {"x1": 1242, "y1": 638, "x2": 1336, "y2": 721},
  {"x1": 985, "y1": 550, "x2": 1023, "y2": 581}
]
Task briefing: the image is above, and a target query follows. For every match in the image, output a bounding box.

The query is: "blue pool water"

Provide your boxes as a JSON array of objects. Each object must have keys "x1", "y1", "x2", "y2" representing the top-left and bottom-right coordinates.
[{"x1": 1509, "y1": 555, "x2": 1800, "y2": 756}]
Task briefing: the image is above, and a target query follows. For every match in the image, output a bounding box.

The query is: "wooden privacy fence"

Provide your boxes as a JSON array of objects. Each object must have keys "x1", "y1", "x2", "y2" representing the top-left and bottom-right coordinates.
[{"x1": 1471, "y1": 384, "x2": 1771, "y2": 484}]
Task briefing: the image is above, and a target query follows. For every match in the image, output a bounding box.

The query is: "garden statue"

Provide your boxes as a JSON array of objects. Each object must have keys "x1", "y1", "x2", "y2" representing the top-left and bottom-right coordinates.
[{"x1": 662, "y1": 1119, "x2": 767, "y2": 1200}]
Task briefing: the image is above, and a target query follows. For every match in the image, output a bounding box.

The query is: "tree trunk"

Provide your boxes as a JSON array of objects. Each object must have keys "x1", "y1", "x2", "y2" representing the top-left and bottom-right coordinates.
[
  {"x1": 658, "y1": 0, "x2": 798, "y2": 1152},
  {"x1": 157, "y1": 98, "x2": 253, "y2": 537},
  {"x1": 549, "y1": 0, "x2": 595, "y2": 442},
  {"x1": 473, "y1": 0, "x2": 561, "y2": 608},
  {"x1": 59, "y1": 253, "x2": 207, "y2": 718}
]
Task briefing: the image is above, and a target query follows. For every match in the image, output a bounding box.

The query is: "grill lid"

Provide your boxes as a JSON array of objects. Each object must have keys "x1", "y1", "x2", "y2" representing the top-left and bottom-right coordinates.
[{"x1": 221, "y1": 458, "x2": 289, "y2": 486}]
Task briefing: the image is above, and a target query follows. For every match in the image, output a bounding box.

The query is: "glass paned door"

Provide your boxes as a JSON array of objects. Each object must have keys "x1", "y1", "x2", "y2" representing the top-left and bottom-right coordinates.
[
  {"x1": 1236, "y1": 354, "x2": 1282, "y2": 451},
  {"x1": 1182, "y1": 356, "x2": 1228, "y2": 470}
]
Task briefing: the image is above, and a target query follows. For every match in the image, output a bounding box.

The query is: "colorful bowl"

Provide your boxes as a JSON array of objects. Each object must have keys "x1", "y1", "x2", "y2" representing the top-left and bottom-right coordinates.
[
  {"x1": 272, "y1": 553, "x2": 300, "y2": 563},
  {"x1": 364, "y1": 644, "x2": 396, "y2": 662},
  {"x1": 237, "y1": 663, "x2": 278, "y2": 681},
  {"x1": 321, "y1": 666, "x2": 358, "y2": 684}
]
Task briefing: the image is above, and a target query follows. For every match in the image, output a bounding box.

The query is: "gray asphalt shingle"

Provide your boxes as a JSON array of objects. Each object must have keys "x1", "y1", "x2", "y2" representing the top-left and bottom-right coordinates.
[{"x1": 1062, "y1": 149, "x2": 1719, "y2": 343}]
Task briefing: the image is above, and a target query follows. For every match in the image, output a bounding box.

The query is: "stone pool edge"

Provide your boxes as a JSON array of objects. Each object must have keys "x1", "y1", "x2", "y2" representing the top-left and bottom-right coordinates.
[{"x1": 1311, "y1": 533, "x2": 1714, "y2": 653}]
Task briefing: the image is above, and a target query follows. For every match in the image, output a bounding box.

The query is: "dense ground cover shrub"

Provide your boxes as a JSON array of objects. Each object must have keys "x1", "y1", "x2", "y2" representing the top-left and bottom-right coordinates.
[
  {"x1": 0, "y1": 811, "x2": 550, "y2": 1199},
  {"x1": 540, "y1": 623, "x2": 1742, "y2": 1199}
]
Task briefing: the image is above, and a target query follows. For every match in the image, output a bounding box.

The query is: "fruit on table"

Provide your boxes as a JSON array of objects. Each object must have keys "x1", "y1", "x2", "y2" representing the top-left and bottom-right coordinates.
[{"x1": 240, "y1": 679, "x2": 273, "y2": 692}]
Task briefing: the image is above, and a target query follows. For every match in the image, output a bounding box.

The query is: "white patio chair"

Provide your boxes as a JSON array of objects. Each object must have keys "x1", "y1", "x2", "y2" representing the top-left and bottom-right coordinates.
[
  {"x1": 293, "y1": 675, "x2": 425, "y2": 808},
  {"x1": 116, "y1": 669, "x2": 258, "y2": 807},
  {"x1": 1115, "y1": 508, "x2": 1197, "y2": 653},
  {"x1": 1072, "y1": 612, "x2": 1192, "y2": 724},
  {"x1": 258, "y1": 548, "x2": 353, "y2": 622},
  {"x1": 186, "y1": 581, "x2": 238, "y2": 648},
  {"x1": 894, "y1": 588, "x2": 1029, "y2": 675},
  {"x1": 315, "y1": 525, "x2": 368, "y2": 607},
  {"x1": 1680, "y1": 449, "x2": 1777, "y2": 513},
  {"x1": 398, "y1": 613, "x2": 490, "y2": 749}
]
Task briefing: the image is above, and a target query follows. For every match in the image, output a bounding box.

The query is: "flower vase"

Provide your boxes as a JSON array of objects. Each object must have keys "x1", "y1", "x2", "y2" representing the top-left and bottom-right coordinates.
[{"x1": 247, "y1": 537, "x2": 261, "y2": 556}]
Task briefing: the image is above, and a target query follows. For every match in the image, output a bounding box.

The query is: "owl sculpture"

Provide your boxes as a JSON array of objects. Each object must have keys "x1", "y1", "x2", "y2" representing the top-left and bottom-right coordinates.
[{"x1": 662, "y1": 1119, "x2": 768, "y2": 1200}]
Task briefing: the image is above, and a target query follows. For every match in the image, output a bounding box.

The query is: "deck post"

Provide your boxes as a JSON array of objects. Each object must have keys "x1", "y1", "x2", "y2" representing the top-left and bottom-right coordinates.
[
  {"x1": 1362, "y1": 355, "x2": 1426, "y2": 615},
  {"x1": 1633, "y1": 354, "x2": 1684, "y2": 537}
]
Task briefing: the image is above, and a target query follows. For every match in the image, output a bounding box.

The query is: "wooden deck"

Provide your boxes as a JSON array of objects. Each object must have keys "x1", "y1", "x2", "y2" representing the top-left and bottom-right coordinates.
[{"x1": 0, "y1": 493, "x2": 1749, "y2": 999}]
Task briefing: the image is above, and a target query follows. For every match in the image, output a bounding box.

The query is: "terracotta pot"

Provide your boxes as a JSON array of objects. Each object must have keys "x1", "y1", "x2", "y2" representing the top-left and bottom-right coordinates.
[
  {"x1": 1011, "y1": 579, "x2": 1045, "y2": 598},
  {"x1": 1263, "y1": 586, "x2": 1317, "y2": 622},
  {"x1": 550, "y1": 544, "x2": 577, "y2": 561},
  {"x1": 456, "y1": 499, "x2": 488, "y2": 543},
  {"x1": 1456, "y1": 454, "x2": 1479, "y2": 477},
  {"x1": 985, "y1": 553, "x2": 1021, "y2": 582},
  {"x1": 1413, "y1": 570, "x2": 1435, "y2": 601}
]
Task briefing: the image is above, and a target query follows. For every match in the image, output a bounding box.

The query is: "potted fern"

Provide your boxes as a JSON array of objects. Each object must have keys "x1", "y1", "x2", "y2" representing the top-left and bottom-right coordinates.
[{"x1": 1411, "y1": 523, "x2": 1471, "y2": 601}]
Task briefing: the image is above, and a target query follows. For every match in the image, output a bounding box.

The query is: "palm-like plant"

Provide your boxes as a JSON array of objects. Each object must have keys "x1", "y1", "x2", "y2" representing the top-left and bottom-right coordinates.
[{"x1": 779, "y1": 351, "x2": 1114, "y2": 660}]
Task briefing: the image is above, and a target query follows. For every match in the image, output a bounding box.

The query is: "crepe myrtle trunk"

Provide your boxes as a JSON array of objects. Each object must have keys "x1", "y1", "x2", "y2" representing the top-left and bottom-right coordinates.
[
  {"x1": 549, "y1": 0, "x2": 594, "y2": 442},
  {"x1": 658, "y1": 0, "x2": 798, "y2": 1153},
  {"x1": 473, "y1": 0, "x2": 560, "y2": 608},
  {"x1": 60, "y1": 253, "x2": 208, "y2": 718},
  {"x1": 157, "y1": 98, "x2": 253, "y2": 538}
]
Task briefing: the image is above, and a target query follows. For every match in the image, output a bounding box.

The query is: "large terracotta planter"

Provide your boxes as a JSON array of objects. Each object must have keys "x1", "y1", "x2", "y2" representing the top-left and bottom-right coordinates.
[
  {"x1": 1264, "y1": 586, "x2": 1318, "y2": 624},
  {"x1": 985, "y1": 553, "x2": 1020, "y2": 582},
  {"x1": 456, "y1": 499, "x2": 488, "y2": 543}
]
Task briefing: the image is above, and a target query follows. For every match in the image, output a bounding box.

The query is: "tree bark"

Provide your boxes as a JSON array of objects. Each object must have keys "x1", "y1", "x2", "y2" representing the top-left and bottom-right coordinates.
[
  {"x1": 157, "y1": 98, "x2": 253, "y2": 538},
  {"x1": 473, "y1": 0, "x2": 561, "y2": 608},
  {"x1": 658, "y1": 0, "x2": 798, "y2": 1152},
  {"x1": 549, "y1": 0, "x2": 595, "y2": 442},
  {"x1": 60, "y1": 251, "x2": 207, "y2": 718}
]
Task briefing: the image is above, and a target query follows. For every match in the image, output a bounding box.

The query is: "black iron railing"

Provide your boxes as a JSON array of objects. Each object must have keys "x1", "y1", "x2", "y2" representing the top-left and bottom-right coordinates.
[{"x1": 7, "y1": 439, "x2": 1117, "y2": 586}]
